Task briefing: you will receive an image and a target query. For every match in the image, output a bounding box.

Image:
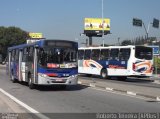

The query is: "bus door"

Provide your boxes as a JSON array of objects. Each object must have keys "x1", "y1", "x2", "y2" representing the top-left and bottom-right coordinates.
[
  {"x1": 18, "y1": 49, "x2": 22, "y2": 81},
  {"x1": 8, "y1": 51, "x2": 11, "y2": 77},
  {"x1": 21, "y1": 48, "x2": 27, "y2": 82},
  {"x1": 33, "y1": 46, "x2": 38, "y2": 84},
  {"x1": 21, "y1": 47, "x2": 36, "y2": 83}
]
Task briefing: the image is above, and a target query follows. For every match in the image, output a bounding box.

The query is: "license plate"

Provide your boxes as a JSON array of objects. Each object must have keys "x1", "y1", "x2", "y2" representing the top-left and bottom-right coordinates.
[{"x1": 55, "y1": 79, "x2": 63, "y2": 82}]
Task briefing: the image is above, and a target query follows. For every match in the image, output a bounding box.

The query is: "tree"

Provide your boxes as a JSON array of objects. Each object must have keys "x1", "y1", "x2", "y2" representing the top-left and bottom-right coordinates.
[
  {"x1": 0, "y1": 26, "x2": 29, "y2": 59},
  {"x1": 100, "y1": 44, "x2": 110, "y2": 47},
  {"x1": 121, "y1": 40, "x2": 132, "y2": 46}
]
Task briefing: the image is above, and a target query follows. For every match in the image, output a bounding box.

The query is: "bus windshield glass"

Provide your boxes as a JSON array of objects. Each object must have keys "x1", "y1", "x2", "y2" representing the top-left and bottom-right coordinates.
[
  {"x1": 135, "y1": 46, "x2": 153, "y2": 60},
  {"x1": 38, "y1": 47, "x2": 77, "y2": 67}
]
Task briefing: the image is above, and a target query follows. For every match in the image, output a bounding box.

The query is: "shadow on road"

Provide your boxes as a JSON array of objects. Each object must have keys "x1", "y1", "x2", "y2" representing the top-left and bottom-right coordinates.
[
  {"x1": 35, "y1": 84, "x2": 89, "y2": 91},
  {"x1": 79, "y1": 74, "x2": 153, "y2": 83},
  {"x1": 15, "y1": 81, "x2": 89, "y2": 91}
]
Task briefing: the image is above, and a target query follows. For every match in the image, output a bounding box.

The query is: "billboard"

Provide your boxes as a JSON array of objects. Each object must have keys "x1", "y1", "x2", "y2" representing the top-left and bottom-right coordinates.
[
  {"x1": 27, "y1": 33, "x2": 44, "y2": 44},
  {"x1": 84, "y1": 18, "x2": 110, "y2": 36},
  {"x1": 29, "y1": 33, "x2": 43, "y2": 39}
]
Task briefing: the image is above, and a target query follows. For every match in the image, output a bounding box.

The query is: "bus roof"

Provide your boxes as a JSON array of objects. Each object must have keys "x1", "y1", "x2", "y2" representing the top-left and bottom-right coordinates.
[
  {"x1": 78, "y1": 45, "x2": 149, "y2": 50},
  {"x1": 8, "y1": 39, "x2": 77, "y2": 51}
]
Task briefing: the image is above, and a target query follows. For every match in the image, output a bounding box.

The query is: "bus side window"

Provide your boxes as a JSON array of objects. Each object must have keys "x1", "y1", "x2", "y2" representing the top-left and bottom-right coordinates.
[
  {"x1": 91, "y1": 49, "x2": 100, "y2": 60},
  {"x1": 110, "y1": 49, "x2": 119, "y2": 60},
  {"x1": 22, "y1": 48, "x2": 28, "y2": 62},
  {"x1": 84, "y1": 50, "x2": 91, "y2": 60},
  {"x1": 78, "y1": 50, "x2": 84, "y2": 60},
  {"x1": 28, "y1": 47, "x2": 34, "y2": 62},
  {"x1": 100, "y1": 49, "x2": 109, "y2": 60},
  {"x1": 119, "y1": 48, "x2": 131, "y2": 60}
]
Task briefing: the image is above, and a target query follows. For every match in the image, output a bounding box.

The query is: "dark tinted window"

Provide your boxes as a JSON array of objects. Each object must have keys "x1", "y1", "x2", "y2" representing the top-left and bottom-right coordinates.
[
  {"x1": 135, "y1": 46, "x2": 153, "y2": 60},
  {"x1": 84, "y1": 50, "x2": 91, "y2": 60},
  {"x1": 22, "y1": 48, "x2": 28, "y2": 62},
  {"x1": 91, "y1": 49, "x2": 100, "y2": 60},
  {"x1": 100, "y1": 49, "x2": 109, "y2": 60},
  {"x1": 78, "y1": 50, "x2": 84, "y2": 60},
  {"x1": 110, "y1": 49, "x2": 119, "y2": 60},
  {"x1": 119, "y1": 48, "x2": 131, "y2": 60},
  {"x1": 38, "y1": 47, "x2": 77, "y2": 66},
  {"x1": 28, "y1": 47, "x2": 34, "y2": 62}
]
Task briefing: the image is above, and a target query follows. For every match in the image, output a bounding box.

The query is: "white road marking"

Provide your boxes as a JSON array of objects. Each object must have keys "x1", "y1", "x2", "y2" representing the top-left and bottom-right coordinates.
[
  {"x1": 156, "y1": 97, "x2": 160, "y2": 101},
  {"x1": 79, "y1": 82, "x2": 159, "y2": 101},
  {"x1": 78, "y1": 81, "x2": 82, "y2": 84},
  {"x1": 88, "y1": 86, "x2": 156, "y2": 101},
  {"x1": 106, "y1": 87, "x2": 113, "y2": 91},
  {"x1": 127, "y1": 91, "x2": 136, "y2": 96},
  {"x1": 0, "y1": 88, "x2": 50, "y2": 119},
  {"x1": 89, "y1": 84, "x2": 95, "y2": 87}
]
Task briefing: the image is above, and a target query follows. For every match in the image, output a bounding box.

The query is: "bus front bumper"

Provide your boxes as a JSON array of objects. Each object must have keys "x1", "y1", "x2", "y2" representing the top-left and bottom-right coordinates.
[{"x1": 37, "y1": 73, "x2": 78, "y2": 85}]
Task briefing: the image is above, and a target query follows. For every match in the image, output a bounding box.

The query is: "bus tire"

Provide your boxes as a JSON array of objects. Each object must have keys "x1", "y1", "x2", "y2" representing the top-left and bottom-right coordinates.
[
  {"x1": 101, "y1": 69, "x2": 108, "y2": 79},
  {"x1": 28, "y1": 76, "x2": 35, "y2": 89}
]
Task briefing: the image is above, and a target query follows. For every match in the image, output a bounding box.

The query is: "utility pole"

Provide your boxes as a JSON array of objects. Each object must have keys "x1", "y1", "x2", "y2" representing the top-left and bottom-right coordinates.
[{"x1": 102, "y1": 0, "x2": 104, "y2": 47}]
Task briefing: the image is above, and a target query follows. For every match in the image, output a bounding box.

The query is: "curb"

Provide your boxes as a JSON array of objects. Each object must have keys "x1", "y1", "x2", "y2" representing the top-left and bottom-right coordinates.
[{"x1": 78, "y1": 81, "x2": 160, "y2": 101}]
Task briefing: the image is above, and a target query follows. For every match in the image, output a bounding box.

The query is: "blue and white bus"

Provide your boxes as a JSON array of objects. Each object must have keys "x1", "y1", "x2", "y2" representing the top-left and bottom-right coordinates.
[
  {"x1": 78, "y1": 45, "x2": 153, "y2": 80},
  {"x1": 7, "y1": 39, "x2": 78, "y2": 89}
]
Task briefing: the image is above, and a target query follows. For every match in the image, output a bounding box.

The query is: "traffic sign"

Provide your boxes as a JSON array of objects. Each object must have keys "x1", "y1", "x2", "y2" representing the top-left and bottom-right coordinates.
[
  {"x1": 133, "y1": 18, "x2": 142, "y2": 27},
  {"x1": 148, "y1": 45, "x2": 159, "y2": 55},
  {"x1": 153, "y1": 18, "x2": 159, "y2": 28}
]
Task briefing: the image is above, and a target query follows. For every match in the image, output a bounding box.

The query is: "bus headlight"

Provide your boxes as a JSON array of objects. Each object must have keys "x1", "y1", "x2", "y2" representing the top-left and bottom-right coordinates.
[
  {"x1": 71, "y1": 75, "x2": 77, "y2": 78},
  {"x1": 39, "y1": 73, "x2": 48, "y2": 78}
]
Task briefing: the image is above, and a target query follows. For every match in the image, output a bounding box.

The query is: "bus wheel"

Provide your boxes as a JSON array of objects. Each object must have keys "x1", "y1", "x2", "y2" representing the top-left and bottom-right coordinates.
[
  {"x1": 101, "y1": 69, "x2": 108, "y2": 79},
  {"x1": 28, "y1": 77, "x2": 35, "y2": 89}
]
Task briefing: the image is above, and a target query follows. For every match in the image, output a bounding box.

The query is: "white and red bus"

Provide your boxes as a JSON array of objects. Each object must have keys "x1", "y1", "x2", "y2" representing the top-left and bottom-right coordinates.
[{"x1": 78, "y1": 45, "x2": 153, "y2": 80}]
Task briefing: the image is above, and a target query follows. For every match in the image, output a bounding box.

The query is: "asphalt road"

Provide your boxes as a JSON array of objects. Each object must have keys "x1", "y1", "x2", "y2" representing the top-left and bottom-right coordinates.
[
  {"x1": 79, "y1": 74, "x2": 160, "y2": 89},
  {"x1": 0, "y1": 68, "x2": 160, "y2": 118}
]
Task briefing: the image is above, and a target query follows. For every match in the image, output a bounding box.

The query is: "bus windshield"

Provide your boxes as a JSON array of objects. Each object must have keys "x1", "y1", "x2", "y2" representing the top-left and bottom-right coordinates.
[
  {"x1": 135, "y1": 46, "x2": 153, "y2": 60},
  {"x1": 38, "y1": 47, "x2": 77, "y2": 66}
]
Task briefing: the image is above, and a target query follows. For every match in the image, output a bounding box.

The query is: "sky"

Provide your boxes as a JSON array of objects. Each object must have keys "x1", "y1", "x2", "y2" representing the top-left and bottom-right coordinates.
[{"x1": 0, "y1": 0, "x2": 160, "y2": 46}]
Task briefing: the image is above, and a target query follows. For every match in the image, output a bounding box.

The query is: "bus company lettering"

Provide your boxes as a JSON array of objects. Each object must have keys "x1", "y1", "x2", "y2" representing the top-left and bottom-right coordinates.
[{"x1": 109, "y1": 65, "x2": 125, "y2": 69}]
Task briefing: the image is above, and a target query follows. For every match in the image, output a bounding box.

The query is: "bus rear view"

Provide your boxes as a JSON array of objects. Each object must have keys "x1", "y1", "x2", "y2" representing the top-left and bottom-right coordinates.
[
  {"x1": 78, "y1": 45, "x2": 153, "y2": 80},
  {"x1": 131, "y1": 46, "x2": 153, "y2": 77}
]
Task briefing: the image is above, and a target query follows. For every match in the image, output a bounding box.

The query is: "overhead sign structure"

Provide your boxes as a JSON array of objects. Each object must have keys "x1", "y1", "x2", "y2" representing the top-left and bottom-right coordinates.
[
  {"x1": 29, "y1": 33, "x2": 43, "y2": 39},
  {"x1": 153, "y1": 18, "x2": 159, "y2": 28},
  {"x1": 148, "y1": 45, "x2": 159, "y2": 56},
  {"x1": 84, "y1": 18, "x2": 110, "y2": 37},
  {"x1": 133, "y1": 18, "x2": 142, "y2": 27}
]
